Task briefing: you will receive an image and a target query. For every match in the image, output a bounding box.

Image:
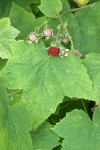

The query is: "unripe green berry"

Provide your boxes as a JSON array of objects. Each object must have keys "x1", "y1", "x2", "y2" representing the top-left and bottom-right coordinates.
[{"x1": 74, "y1": 0, "x2": 89, "y2": 7}]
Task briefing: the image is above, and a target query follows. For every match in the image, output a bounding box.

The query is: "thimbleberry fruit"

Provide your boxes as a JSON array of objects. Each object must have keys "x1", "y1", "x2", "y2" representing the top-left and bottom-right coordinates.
[
  {"x1": 43, "y1": 28, "x2": 52, "y2": 37},
  {"x1": 28, "y1": 32, "x2": 38, "y2": 43},
  {"x1": 48, "y1": 47, "x2": 60, "y2": 56}
]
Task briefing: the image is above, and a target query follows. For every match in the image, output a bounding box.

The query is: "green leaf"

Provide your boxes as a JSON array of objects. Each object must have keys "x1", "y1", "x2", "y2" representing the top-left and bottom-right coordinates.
[
  {"x1": 31, "y1": 121, "x2": 59, "y2": 150},
  {"x1": 60, "y1": 3, "x2": 85, "y2": 54},
  {"x1": 0, "y1": 85, "x2": 33, "y2": 150},
  {"x1": 13, "y1": 0, "x2": 34, "y2": 12},
  {"x1": 0, "y1": 0, "x2": 12, "y2": 18},
  {"x1": 32, "y1": 0, "x2": 41, "y2": 4},
  {"x1": 83, "y1": 53, "x2": 100, "y2": 102},
  {"x1": 0, "y1": 58, "x2": 7, "y2": 71},
  {"x1": 54, "y1": 108, "x2": 100, "y2": 150},
  {"x1": 47, "y1": 0, "x2": 70, "y2": 32},
  {"x1": 38, "y1": 0, "x2": 62, "y2": 18},
  {"x1": 0, "y1": 18, "x2": 19, "y2": 59},
  {"x1": 61, "y1": 0, "x2": 71, "y2": 12},
  {"x1": 60, "y1": 1, "x2": 100, "y2": 55},
  {"x1": 0, "y1": 40, "x2": 94, "y2": 128},
  {"x1": 9, "y1": 2, "x2": 36, "y2": 39},
  {"x1": 89, "y1": 0, "x2": 100, "y2": 4},
  {"x1": 75, "y1": 1, "x2": 100, "y2": 54}
]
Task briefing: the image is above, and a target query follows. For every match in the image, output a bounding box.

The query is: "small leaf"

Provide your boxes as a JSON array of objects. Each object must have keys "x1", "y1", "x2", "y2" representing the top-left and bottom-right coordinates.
[
  {"x1": 0, "y1": 18, "x2": 19, "y2": 59},
  {"x1": 54, "y1": 108, "x2": 100, "y2": 150},
  {"x1": 31, "y1": 121, "x2": 59, "y2": 150},
  {"x1": 38, "y1": 0, "x2": 62, "y2": 18},
  {"x1": 0, "y1": 85, "x2": 33, "y2": 150}
]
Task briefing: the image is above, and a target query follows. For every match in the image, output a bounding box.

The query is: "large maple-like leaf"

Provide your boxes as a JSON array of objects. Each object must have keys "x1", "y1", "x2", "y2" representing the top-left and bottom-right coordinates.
[
  {"x1": 0, "y1": 40, "x2": 95, "y2": 128},
  {"x1": 54, "y1": 108, "x2": 100, "y2": 150}
]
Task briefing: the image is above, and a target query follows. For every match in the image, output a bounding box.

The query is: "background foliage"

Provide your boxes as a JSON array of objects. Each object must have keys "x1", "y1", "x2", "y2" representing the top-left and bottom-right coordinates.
[{"x1": 0, "y1": 0, "x2": 100, "y2": 149}]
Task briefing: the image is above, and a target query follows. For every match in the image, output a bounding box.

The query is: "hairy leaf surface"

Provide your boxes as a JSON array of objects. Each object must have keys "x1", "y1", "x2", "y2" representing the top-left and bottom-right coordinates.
[{"x1": 0, "y1": 40, "x2": 95, "y2": 128}]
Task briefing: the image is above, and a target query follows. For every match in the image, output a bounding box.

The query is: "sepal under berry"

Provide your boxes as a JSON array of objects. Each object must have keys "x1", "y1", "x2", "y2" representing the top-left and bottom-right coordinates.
[{"x1": 59, "y1": 48, "x2": 69, "y2": 58}]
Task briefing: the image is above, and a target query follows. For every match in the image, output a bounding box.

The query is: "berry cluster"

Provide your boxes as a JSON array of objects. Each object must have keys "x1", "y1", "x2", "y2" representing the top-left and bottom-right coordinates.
[
  {"x1": 27, "y1": 26, "x2": 69, "y2": 57},
  {"x1": 27, "y1": 22, "x2": 82, "y2": 58}
]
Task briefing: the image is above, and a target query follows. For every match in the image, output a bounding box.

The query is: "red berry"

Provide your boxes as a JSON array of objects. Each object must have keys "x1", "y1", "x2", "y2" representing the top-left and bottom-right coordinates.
[{"x1": 48, "y1": 47, "x2": 60, "y2": 56}]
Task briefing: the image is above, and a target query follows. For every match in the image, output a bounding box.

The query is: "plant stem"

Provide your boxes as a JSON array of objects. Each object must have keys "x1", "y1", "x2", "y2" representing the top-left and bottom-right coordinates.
[
  {"x1": 35, "y1": 17, "x2": 51, "y2": 34},
  {"x1": 55, "y1": 25, "x2": 61, "y2": 45},
  {"x1": 60, "y1": 2, "x2": 96, "y2": 19},
  {"x1": 64, "y1": 26, "x2": 75, "y2": 50},
  {"x1": 71, "y1": 2, "x2": 96, "y2": 12},
  {"x1": 8, "y1": 90, "x2": 22, "y2": 96}
]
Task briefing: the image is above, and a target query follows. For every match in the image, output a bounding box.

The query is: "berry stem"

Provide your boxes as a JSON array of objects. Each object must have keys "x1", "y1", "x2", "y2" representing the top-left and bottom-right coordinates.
[
  {"x1": 59, "y1": 16, "x2": 75, "y2": 50},
  {"x1": 60, "y1": 3, "x2": 96, "y2": 18},
  {"x1": 35, "y1": 18, "x2": 51, "y2": 34},
  {"x1": 64, "y1": 26, "x2": 75, "y2": 50},
  {"x1": 8, "y1": 90, "x2": 22, "y2": 96},
  {"x1": 55, "y1": 25, "x2": 62, "y2": 45}
]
